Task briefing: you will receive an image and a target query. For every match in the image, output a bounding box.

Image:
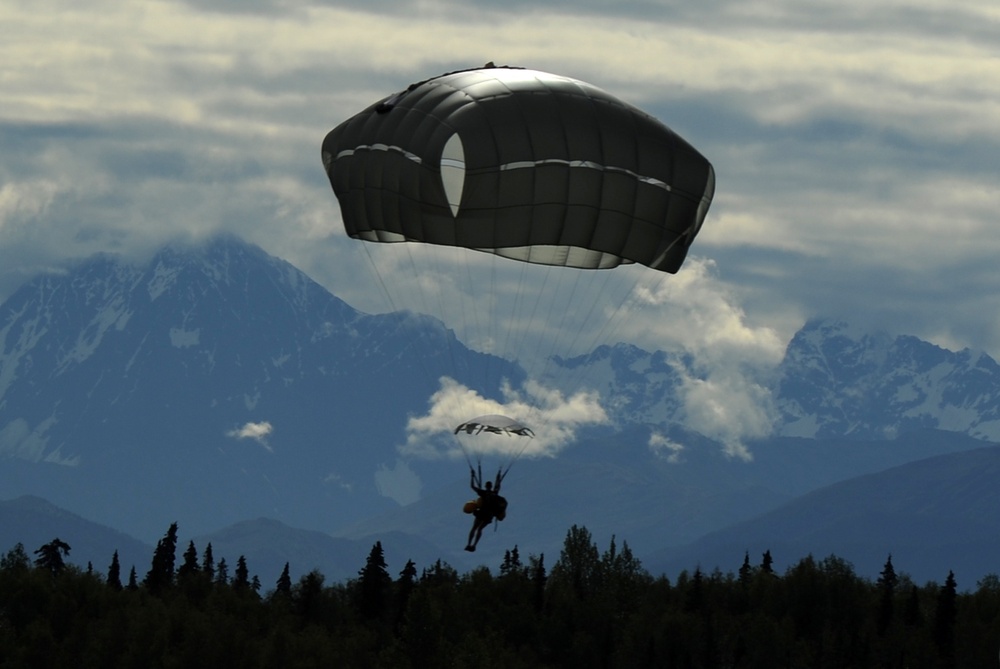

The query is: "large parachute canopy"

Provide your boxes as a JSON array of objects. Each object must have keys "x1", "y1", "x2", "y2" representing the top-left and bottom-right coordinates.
[
  {"x1": 322, "y1": 64, "x2": 715, "y2": 461},
  {"x1": 454, "y1": 414, "x2": 535, "y2": 473},
  {"x1": 455, "y1": 414, "x2": 535, "y2": 438},
  {"x1": 321, "y1": 64, "x2": 715, "y2": 274}
]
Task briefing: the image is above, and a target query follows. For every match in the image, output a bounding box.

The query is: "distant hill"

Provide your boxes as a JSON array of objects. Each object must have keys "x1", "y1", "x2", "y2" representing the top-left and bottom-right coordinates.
[
  {"x1": 0, "y1": 495, "x2": 151, "y2": 576},
  {"x1": 0, "y1": 495, "x2": 463, "y2": 586},
  {"x1": 332, "y1": 427, "x2": 995, "y2": 570},
  {"x1": 7, "y1": 438, "x2": 1000, "y2": 587},
  {"x1": 192, "y1": 518, "x2": 453, "y2": 584},
  {"x1": 647, "y1": 444, "x2": 1000, "y2": 585}
]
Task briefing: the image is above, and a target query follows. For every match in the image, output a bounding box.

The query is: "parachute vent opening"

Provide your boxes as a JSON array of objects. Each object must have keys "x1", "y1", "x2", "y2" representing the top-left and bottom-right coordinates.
[{"x1": 441, "y1": 133, "x2": 465, "y2": 217}]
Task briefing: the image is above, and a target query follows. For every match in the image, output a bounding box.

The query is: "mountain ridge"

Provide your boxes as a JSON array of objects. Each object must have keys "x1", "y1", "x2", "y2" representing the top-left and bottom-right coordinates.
[
  {"x1": 647, "y1": 443, "x2": 1000, "y2": 584},
  {"x1": 776, "y1": 318, "x2": 1000, "y2": 440},
  {"x1": 7, "y1": 431, "x2": 1000, "y2": 586},
  {"x1": 2, "y1": 235, "x2": 1000, "y2": 578}
]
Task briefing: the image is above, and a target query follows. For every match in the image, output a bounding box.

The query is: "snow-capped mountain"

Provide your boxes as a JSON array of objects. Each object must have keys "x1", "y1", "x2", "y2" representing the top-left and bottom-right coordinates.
[
  {"x1": 548, "y1": 318, "x2": 1000, "y2": 443},
  {"x1": 774, "y1": 319, "x2": 1000, "y2": 440},
  {"x1": 0, "y1": 235, "x2": 519, "y2": 541},
  {"x1": 3, "y1": 235, "x2": 1000, "y2": 549},
  {"x1": 547, "y1": 344, "x2": 685, "y2": 426}
]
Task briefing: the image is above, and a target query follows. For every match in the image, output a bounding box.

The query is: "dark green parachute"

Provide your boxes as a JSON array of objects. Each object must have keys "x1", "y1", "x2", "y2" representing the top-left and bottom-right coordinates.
[
  {"x1": 321, "y1": 64, "x2": 714, "y2": 274},
  {"x1": 455, "y1": 414, "x2": 534, "y2": 480},
  {"x1": 454, "y1": 414, "x2": 535, "y2": 438}
]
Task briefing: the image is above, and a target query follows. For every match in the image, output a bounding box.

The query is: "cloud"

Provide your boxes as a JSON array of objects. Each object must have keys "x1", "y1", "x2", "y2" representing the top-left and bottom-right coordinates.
[
  {"x1": 324, "y1": 471, "x2": 353, "y2": 493},
  {"x1": 362, "y1": 253, "x2": 781, "y2": 460},
  {"x1": 226, "y1": 420, "x2": 273, "y2": 450},
  {"x1": 403, "y1": 377, "x2": 608, "y2": 460},
  {"x1": 614, "y1": 258, "x2": 783, "y2": 458},
  {"x1": 0, "y1": 180, "x2": 59, "y2": 227},
  {"x1": 648, "y1": 431, "x2": 684, "y2": 464},
  {"x1": 374, "y1": 459, "x2": 422, "y2": 506},
  {"x1": 628, "y1": 257, "x2": 786, "y2": 362},
  {"x1": 674, "y1": 372, "x2": 774, "y2": 461}
]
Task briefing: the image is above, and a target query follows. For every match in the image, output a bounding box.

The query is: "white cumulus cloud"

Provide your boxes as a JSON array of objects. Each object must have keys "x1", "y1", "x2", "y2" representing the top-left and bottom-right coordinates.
[
  {"x1": 615, "y1": 257, "x2": 784, "y2": 459},
  {"x1": 648, "y1": 431, "x2": 685, "y2": 464},
  {"x1": 226, "y1": 420, "x2": 273, "y2": 451}
]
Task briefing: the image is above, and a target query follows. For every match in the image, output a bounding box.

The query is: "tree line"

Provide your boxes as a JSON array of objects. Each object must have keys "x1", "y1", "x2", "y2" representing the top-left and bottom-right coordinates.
[{"x1": 2, "y1": 522, "x2": 1000, "y2": 667}]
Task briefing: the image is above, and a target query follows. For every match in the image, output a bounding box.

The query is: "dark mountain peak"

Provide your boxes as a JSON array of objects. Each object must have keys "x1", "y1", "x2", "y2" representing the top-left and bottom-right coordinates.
[
  {"x1": 6, "y1": 494, "x2": 65, "y2": 515},
  {"x1": 150, "y1": 233, "x2": 276, "y2": 281},
  {"x1": 554, "y1": 341, "x2": 633, "y2": 368},
  {"x1": 0, "y1": 235, "x2": 361, "y2": 400},
  {"x1": 141, "y1": 234, "x2": 351, "y2": 319},
  {"x1": 776, "y1": 318, "x2": 1000, "y2": 440},
  {"x1": 161, "y1": 231, "x2": 253, "y2": 256},
  {"x1": 554, "y1": 341, "x2": 681, "y2": 370},
  {"x1": 0, "y1": 494, "x2": 152, "y2": 573},
  {"x1": 785, "y1": 318, "x2": 892, "y2": 367},
  {"x1": 0, "y1": 235, "x2": 520, "y2": 540},
  {"x1": 783, "y1": 317, "x2": 998, "y2": 384},
  {"x1": 655, "y1": 443, "x2": 1000, "y2": 583}
]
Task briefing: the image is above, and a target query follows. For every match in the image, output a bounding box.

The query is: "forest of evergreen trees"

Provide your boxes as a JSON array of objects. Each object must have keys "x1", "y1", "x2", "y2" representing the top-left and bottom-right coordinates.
[{"x1": 2, "y1": 522, "x2": 999, "y2": 668}]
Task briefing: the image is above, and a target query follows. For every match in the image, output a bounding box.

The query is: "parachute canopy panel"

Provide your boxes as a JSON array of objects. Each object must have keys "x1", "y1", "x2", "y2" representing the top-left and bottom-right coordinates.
[
  {"x1": 454, "y1": 415, "x2": 535, "y2": 438},
  {"x1": 322, "y1": 64, "x2": 715, "y2": 274}
]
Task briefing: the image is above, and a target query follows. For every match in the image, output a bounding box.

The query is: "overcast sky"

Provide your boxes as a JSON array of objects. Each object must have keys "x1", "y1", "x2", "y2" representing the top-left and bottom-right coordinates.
[{"x1": 3, "y1": 1, "x2": 998, "y2": 400}]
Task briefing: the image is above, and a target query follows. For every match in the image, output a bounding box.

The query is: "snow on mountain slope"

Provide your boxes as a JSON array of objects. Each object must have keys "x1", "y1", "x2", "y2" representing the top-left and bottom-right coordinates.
[
  {"x1": 4, "y1": 236, "x2": 1000, "y2": 550},
  {"x1": 0, "y1": 235, "x2": 518, "y2": 541},
  {"x1": 775, "y1": 319, "x2": 1000, "y2": 440},
  {"x1": 544, "y1": 317, "x2": 1000, "y2": 446}
]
